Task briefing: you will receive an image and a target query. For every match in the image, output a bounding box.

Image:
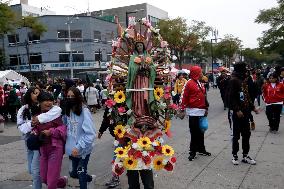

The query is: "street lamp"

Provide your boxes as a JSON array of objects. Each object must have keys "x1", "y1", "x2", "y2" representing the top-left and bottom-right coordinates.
[
  {"x1": 125, "y1": 9, "x2": 144, "y2": 27},
  {"x1": 65, "y1": 15, "x2": 79, "y2": 79},
  {"x1": 22, "y1": 17, "x2": 32, "y2": 81}
]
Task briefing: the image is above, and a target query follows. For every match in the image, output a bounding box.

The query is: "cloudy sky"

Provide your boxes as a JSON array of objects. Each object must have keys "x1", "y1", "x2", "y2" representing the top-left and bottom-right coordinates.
[{"x1": 9, "y1": 0, "x2": 278, "y2": 48}]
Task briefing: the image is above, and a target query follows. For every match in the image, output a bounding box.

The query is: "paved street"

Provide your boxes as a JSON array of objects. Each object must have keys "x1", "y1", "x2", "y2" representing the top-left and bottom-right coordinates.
[{"x1": 0, "y1": 89, "x2": 283, "y2": 189}]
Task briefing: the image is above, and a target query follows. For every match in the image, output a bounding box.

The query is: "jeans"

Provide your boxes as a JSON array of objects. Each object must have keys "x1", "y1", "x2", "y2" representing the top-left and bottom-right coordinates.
[
  {"x1": 127, "y1": 170, "x2": 154, "y2": 189},
  {"x1": 69, "y1": 154, "x2": 93, "y2": 189},
  {"x1": 27, "y1": 148, "x2": 42, "y2": 189},
  {"x1": 266, "y1": 104, "x2": 282, "y2": 131}
]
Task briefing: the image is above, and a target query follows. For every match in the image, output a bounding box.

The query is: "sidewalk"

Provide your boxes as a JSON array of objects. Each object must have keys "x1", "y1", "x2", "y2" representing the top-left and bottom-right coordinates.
[{"x1": 0, "y1": 89, "x2": 283, "y2": 188}]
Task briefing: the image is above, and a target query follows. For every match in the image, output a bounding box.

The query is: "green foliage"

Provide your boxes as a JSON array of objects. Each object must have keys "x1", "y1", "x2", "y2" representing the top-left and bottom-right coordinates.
[
  {"x1": 255, "y1": 0, "x2": 284, "y2": 55},
  {"x1": 20, "y1": 16, "x2": 47, "y2": 36},
  {"x1": 0, "y1": 2, "x2": 17, "y2": 35},
  {"x1": 158, "y1": 18, "x2": 212, "y2": 68}
]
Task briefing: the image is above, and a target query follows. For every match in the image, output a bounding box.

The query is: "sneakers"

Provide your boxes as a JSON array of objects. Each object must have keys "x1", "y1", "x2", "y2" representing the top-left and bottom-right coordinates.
[
  {"x1": 198, "y1": 151, "x2": 211, "y2": 156},
  {"x1": 63, "y1": 176, "x2": 68, "y2": 189},
  {"x1": 250, "y1": 122, "x2": 255, "y2": 130},
  {"x1": 105, "y1": 176, "x2": 120, "y2": 188},
  {"x1": 242, "y1": 156, "x2": 256, "y2": 165},
  {"x1": 188, "y1": 152, "x2": 196, "y2": 161},
  {"x1": 232, "y1": 155, "x2": 239, "y2": 165}
]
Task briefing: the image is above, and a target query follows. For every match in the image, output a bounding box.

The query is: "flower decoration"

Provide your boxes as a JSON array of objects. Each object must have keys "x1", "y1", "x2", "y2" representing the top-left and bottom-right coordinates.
[
  {"x1": 118, "y1": 107, "x2": 126, "y2": 114},
  {"x1": 134, "y1": 57, "x2": 142, "y2": 64},
  {"x1": 161, "y1": 41, "x2": 168, "y2": 48},
  {"x1": 128, "y1": 16, "x2": 136, "y2": 27},
  {"x1": 169, "y1": 103, "x2": 179, "y2": 110},
  {"x1": 145, "y1": 57, "x2": 152, "y2": 64},
  {"x1": 153, "y1": 156, "x2": 164, "y2": 170},
  {"x1": 114, "y1": 91, "x2": 126, "y2": 103},
  {"x1": 154, "y1": 87, "x2": 164, "y2": 101},
  {"x1": 137, "y1": 137, "x2": 152, "y2": 149},
  {"x1": 164, "y1": 93, "x2": 171, "y2": 100},
  {"x1": 164, "y1": 161, "x2": 174, "y2": 171},
  {"x1": 114, "y1": 147, "x2": 128, "y2": 158},
  {"x1": 114, "y1": 124, "x2": 126, "y2": 138},
  {"x1": 105, "y1": 99, "x2": 116, "y2": 108},
  {"x1": 164, "y1": 120, "x2": 171, "y2": 133},
  {"x1": 162, "y1": 145, "x2": 175, "y2": 156},
  {"x1": 123, "y1": 156, "x2": 138, "y2": 170}
]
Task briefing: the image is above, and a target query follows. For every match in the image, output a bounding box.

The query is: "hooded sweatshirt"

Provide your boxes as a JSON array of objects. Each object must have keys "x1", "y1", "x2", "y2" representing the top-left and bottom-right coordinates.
[{"x1": 180, "y1": 66, "x2": 208, "y2": 116}]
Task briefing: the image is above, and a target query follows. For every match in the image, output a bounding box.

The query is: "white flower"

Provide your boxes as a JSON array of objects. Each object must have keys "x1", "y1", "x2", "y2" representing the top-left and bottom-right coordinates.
[
  {"x1": 158, "y1": 137, "x2": 164, "y2": 144},
  {"x1": 142, "y1": 151, "x2": 149, "y2": 157},
  {"x1": 132, "y1": 143, "x2": 138, "y2": 149},
  {"x1": 162, "y1": 159, "x2": 168, "y2": 165},
  {"x1": 152, "y1": 141, "x2": 158, "y2": 146},
  {"x1": 117, "y1": 162, "x2": 123, "y2": 168},
  {"x1": 113, "y1": 140, "x2": 119, "y2": 146},
  {"x1": 108, "y1": 108, "x2": 112, "y2": 113}
]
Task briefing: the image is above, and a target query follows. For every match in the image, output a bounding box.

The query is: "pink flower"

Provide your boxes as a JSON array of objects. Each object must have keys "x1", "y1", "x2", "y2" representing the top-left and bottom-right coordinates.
[
  {"x1": 164, "y1": 93, "x2": 171, "y2": 100},
  {"x1": 105, "y1": 99, "x2": 116, "y2": 108},
  {"x1": 134, "y1": 57, "x2": 142, "y2": 64},
  {"x1": 118, "y1": 107, "x2": 126, "y2": 114},
  {"x1": 169, "y1": 103, "x2": 179, "y2": 110},
  {"x1": 145, "y1": 57, "x2": 152, "y2": 64},
  {"x1": 165, "y1": 86, "x2": 171, "y2": 93},
  {"x1": 161, "y1": 41, "x2": 168, "y2": 48}
]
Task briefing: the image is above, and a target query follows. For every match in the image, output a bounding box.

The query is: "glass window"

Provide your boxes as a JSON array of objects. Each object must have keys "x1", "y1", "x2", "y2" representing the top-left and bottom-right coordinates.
[
  {"x1": 59, "y1": 51, "x2": 84, "y2": 62},
  {"x1": 94, "y1": 31, "x2": 101, "y2": 40},
  {"x1": 70, "y1": 30, "x2": 82, "y2": 39},
  {"x1": 7, "y1": 34, "x2": 19, "y2": 45},
  {"x1": 9, "y1": 55, "x2": 21, "y2": 66},
  {"x1": 59, "y1": 52, "x2": 69, "y2": 62},
  {"x1": 28, "y1": 32, "x2": 40, "y2": 43},
  {"x1": 107, "y1": 53, "x2": 112, "y2": 61},
  {"x1": 95, "y1": 51, "x2": 102, "y2": 61},
  {"x1": 29, "y1": 53, "x2": 42, "y2": 64},
  {"x1": 57, "y1": 30, "x2": 68, "y2": 39}
]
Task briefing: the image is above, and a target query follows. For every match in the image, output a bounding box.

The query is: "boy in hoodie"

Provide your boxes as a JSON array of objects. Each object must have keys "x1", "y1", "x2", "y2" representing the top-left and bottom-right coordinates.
[
  {"x1": 227, "y1": 62, "x2": 259, "y2": 165},
  {"x1": 180, "y1": 66, "x2": 210, "y2": 161}
]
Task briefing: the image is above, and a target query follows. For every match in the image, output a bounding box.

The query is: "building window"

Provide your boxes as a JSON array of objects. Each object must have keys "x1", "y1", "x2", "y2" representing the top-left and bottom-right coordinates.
[
  {"x1": 28, "y1": 32, "x2": 41, "y2": 44},
  {"x1": 94, "y1": 30, "x2": 101, "y2": 42},
  {"x1": 148, "y1": 15, "x2": 159, "y2": 27},
  {"x1": 29, "y1": 53, "x2": 42, "y2": 64},
  {"x1": 95, "y1": 51, "x2": 102, "y2": 61},
  {"x1": 107, "y1": 53, "x2": 112, "y2": 61},
  {"x1": 57, "y1": 30, "x2": 82, "y2": 41},
  {"x1": 7, "y1": 34, "x2": 19, "y2": 46},
  {"x1": 59, "y1": 51, "x2": 84, "y2": 62},
  {"x1": 9, "y1": 55, "x2": 21, "y2": 66},
  {"x1": 104, "y1": 32, "x2": 112, "y2": 43}
]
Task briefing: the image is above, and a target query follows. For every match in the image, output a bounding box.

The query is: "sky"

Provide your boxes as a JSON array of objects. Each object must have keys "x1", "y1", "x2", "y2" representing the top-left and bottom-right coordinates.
[{"x1": 9, "y1": 0, "x2": 278, "y2": 48}]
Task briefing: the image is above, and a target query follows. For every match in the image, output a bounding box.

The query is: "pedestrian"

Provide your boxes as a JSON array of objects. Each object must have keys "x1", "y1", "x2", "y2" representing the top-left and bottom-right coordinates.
[
  {"x1": 17, "y1": 87, "x2": 62, "y2": 189},
  {"x1": 100, "y1": 86, "x2": 108, "y2": 108},
  {"x1": 255, "y1": 70, "x2": 264, "y2": 107},
  {"x1": 63, "y1": 87, "x2": 96, "y2": 189},
  {"x1": 262, "y1": 72, "x2": 284, "y2": 133},
  {"x1": 32, "y1": 92, "x2": 68, "y2": 189},
  {"x1": 173, "y1": 73, "x2": 187, "y2": 104},
  {"x1": 227, "y1": 62, "x2": 259, "y2": 165},
  {"x1": 85, "y1": 83, "x2": 99, "y2": 113},
  {"x1": 180, "y1": 66, "x2": 211, "y2": 161},
  {"x1": 217, "y1": 70, "x2": 230, "y2": 110}
]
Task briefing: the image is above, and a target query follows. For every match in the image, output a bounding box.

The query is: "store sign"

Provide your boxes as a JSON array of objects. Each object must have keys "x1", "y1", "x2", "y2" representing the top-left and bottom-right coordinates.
[{"x1": 9, "y1": 64, "x2": 42, "y2": 72}]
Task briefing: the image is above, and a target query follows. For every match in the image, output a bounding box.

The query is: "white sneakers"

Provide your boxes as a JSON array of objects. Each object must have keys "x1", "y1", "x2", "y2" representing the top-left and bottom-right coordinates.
[{"x1": 232, "y1": 155, "x2": 256, "y2": 165}]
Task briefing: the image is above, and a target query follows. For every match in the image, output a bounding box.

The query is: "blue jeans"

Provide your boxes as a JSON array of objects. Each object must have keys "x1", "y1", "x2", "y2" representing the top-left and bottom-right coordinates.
[
  {"x1": 69, "y1": 154, "x2": 93, "y2": 189},
  {"x1": 27, "y1": 148, "x2": 42, "y2": 189}
]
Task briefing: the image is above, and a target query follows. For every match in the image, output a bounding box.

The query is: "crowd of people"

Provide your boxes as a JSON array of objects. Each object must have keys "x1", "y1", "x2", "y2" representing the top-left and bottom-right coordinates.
[{"x1": 0, "y1": 63, "x2": 283, "y2": 189}]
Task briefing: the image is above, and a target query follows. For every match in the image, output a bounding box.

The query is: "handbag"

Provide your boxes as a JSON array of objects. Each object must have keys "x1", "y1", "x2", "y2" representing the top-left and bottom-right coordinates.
[
  {"x1": 26, "y1": 132, "x2": 44, "y2": 150},
  {"x1": 199, "y1": 116, "x2": 208, "y2": 132}
]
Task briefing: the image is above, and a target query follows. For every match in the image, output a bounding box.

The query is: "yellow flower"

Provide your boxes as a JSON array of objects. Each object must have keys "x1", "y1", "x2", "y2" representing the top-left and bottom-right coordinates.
[
  {"x1": 162, "y1": 145, "x2": 175, "y2": 156},
  {"x1": 154, "y1": 87, "x2": 164, "y2": 101},
  {"x1": 137, "y1": 137, "x2": 152, "y2": 149},
  {"x1": 153, "y1": 156, "x2": 164, "y2": 170},
  {"x1": 114, "y1": 125, "x2": 126, "y2": 138},
  {"x1": 164, "y1": 120, "x2": 171, "y2": 132},
  {"x1": 114, "y1": 147, "x2": 128, "y2": 158},
  {"x1": 114, "y1": 91, "x2": 126, "y2": 103},
  {"x1": 123, "y1": 156, "x2": 138, "y2": 170}
]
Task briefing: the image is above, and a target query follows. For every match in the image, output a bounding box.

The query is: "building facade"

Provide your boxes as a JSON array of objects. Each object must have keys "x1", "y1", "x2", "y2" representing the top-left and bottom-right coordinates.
[
  {"x1": 91, "y1": 3, "x2": 168, "y2": 27},
  {"x1": 4, "y1": 15, "x2": 117, "y2": 78}
]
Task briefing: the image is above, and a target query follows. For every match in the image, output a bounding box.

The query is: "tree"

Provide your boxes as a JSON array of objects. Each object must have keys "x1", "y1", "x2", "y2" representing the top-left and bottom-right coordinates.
[
  {"x1": 214, "y1": 35, "x2": 242, "y2": 68},
  {"x1": 158, "y1": 18, "x2": 212, "y2": 69},
  {"x1": 255, "y1": 0, "x2": 284, "y2": 64},
  {"x1": 0, "y1": 2, "x2": 17, "y2": 68}
]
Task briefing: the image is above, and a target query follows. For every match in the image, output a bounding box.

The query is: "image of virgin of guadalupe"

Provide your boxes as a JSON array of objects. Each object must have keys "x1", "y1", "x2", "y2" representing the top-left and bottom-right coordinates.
[{"x1": 126, "y1": 41, "x2": 157, "y2": 132}]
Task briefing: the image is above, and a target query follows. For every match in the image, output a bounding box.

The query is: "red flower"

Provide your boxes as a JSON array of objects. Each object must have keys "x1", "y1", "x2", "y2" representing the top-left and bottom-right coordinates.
[
  {"x1": 171, "y1": 157, "x2": 177, "y2": 163},
  {"x1": 114, "y1": 164, "x2": 125, "y2": 176},
  {"x1": 165, "y1": 86, "x2": 171, "y2": 93},
  {"x1": 164, "y1": 162, "x2": 174, "y2": 171},
  {"x1": 142, "y1": 155, "x2": 151, "y2": 165},
  {"x1": 164, "y1": 93, "x2": 171, "y2": 100},
  {"x1": 133, "y1": 151, "x2": 142, "y2": 159},
  {"x1": 105, "y1": 99, "x2": 116, "y2": 108},
  {"x1": 149, "y1": 151, "x2": 156, "y2": 157},
  {"x1": 169, "y1": 103, "x2": 179, "y2": 110},
  {"x1": 128, "y1": 149, "x2": 135, "y2": 156},
  {"x1": 132, "y1": 137, "x2": 138, "y2": 143},
  {"x1": 118, "y1": 107, "x2": 126, "y2": 114}
]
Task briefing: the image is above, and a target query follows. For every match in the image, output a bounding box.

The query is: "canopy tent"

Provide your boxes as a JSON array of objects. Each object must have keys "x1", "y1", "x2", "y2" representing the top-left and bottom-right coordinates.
[{"x1": 0, "y1": 70, "x2": 30, "y2": 86}]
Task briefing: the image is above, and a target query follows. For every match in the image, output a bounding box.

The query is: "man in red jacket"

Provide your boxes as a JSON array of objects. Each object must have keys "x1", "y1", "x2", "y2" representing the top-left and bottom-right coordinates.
[{"x1": 180, "y1": 66, "x2": 211, "y2": 161}]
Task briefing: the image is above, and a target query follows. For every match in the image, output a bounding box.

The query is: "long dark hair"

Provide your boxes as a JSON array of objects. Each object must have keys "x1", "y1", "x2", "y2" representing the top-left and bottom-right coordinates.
[
  {"x1": 22, "y1": 87, "x2": 41, "y2": 120},
  {"x1": 65, "y1": 87, "x2": 84, "y2": 116}
]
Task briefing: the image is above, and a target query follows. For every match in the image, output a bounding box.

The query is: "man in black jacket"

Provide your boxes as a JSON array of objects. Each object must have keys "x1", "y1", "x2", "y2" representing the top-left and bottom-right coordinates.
[{"x1": 227, "y1": 62, "x2": 259, "y2": 165}]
